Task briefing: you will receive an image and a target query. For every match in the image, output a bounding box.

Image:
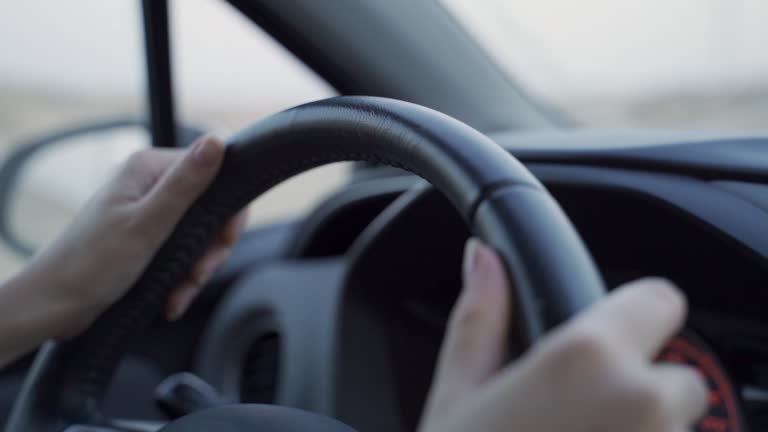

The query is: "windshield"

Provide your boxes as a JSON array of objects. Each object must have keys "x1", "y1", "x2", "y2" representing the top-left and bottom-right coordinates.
[{"x1": 440, "y1": 0, "x2": 768, "y2": 130}]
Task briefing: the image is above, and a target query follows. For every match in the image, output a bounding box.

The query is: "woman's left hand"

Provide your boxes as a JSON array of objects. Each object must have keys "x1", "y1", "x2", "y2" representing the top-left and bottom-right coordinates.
[{"x1": 0, "y1": 135, "x2": 246, "y2": 365}]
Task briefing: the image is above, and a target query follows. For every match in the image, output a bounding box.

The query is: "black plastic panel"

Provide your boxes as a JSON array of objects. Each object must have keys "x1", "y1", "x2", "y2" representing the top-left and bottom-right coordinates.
[{"x1": 495, "y1": 130, "x2": 768, "y2": 182}]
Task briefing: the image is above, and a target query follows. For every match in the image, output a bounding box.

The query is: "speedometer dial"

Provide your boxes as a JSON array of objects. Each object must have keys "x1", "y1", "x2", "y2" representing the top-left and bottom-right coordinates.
[{"x1": 658, "y1": 331, "x2": 744, "y2": 432}]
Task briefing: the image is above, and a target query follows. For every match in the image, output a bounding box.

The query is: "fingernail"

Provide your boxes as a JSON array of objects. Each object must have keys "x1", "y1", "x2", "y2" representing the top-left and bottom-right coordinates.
[
  {"x1": 462, "y1": 238, "x2": 481, "y2": 281},
  {"x1": 192, "y1": 136, "x2": 221, "y2": 165}
]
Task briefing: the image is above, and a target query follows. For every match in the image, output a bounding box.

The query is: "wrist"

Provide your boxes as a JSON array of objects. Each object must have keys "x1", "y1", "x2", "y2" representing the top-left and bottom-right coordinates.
[
  {"x1": 4, "y1": 258, "x2": 100, "y2": 342},
  {"x1": 0, "y1": 268, "x2": 67, "y2": 365}
]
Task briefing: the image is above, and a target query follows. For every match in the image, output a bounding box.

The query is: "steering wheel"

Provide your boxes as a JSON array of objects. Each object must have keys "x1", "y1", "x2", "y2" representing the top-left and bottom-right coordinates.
[{"x1": 5, "y1": 97, "x2": 605, "y2": 432}]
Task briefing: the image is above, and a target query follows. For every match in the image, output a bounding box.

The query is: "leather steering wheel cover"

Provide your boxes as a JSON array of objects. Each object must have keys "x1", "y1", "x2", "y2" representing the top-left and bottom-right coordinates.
[{"x1": 6, "y1": 96, "x2": 605, "y2": 431}]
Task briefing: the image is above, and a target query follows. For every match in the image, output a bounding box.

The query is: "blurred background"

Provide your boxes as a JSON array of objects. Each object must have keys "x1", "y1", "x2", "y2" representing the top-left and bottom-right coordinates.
[
  {"x1": 0, "y1": 0, "x2": 766, "y2": 274},
  {"x1": 443, "y1": 0, "x2": 768, "y2": 128}
]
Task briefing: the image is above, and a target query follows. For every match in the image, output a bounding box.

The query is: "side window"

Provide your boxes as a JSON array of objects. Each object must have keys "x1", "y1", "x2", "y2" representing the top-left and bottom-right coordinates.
[
  {"x1": 0, "y1": 1, "x2": 146, "y2": 273},
  {"x1": 0, "y1": 1, "x2": 342, "y2": 276},
  {"x1": 169, "y1": 0, "x2": 345, "y2": 228}
]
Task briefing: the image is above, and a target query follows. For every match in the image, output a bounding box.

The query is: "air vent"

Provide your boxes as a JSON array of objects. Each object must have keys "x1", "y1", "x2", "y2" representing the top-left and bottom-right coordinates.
[{"x1": 240, "y1": 332, "x2": 280, "y2": 403}]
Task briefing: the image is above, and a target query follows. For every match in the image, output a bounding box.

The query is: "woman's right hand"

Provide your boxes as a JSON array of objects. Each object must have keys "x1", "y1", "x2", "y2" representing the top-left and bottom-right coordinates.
[{"x1": 418, "y1": 239, "x2": 708, "y2": 432}]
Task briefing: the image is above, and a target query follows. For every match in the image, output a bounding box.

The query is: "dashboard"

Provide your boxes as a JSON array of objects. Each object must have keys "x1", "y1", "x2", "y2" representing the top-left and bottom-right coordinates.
[
  {"x1": 193, "y1": 130, "x2": 768, "y2": 432},
  {"x1": 318, "y1": 172, "x2": 768, "y2": 432}
]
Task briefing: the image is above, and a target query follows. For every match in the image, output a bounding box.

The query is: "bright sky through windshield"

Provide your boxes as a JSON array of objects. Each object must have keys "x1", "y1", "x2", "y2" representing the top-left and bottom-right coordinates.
[
  {"x1": 1, "y1": 0, "x2": 766, "y2": 128},
  {"x1": 441, "y1": 0, "x2": 768, "y2": 127},
  {"x1": 442, "y1": 0, "x2": 768, "y2": 99}
]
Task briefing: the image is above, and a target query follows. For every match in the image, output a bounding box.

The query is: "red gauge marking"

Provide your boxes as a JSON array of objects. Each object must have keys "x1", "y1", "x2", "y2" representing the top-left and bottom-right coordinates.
[
  {"x1": 701, "y1": 416, "x2": 729, "y2": 432},
  {"x1": 658, "y1": 333, "x2": 742, "y2": 432}
]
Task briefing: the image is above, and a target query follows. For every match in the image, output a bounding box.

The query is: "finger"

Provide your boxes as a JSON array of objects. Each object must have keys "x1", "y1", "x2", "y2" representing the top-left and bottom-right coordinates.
[
  {"x1": 165, "y1": 280, "x2": 203, "y2": 321},
  {"x1": 140, "y1": 135, "x2": 225, "y2": 242},
  {"x1": 217, "y1": 208, "x2": 249, "y2": 246},
  {"x1": 111, "y1": 149, "x2": 184, "y2": 201},
  {"x1": 568, "y1": 277, "x2": 687, "y2": 360},
  {"x1": 164, "y1": 247, "x2": 229, "y2": 320},
  {"x1": 186, "y1": 211, "x2": 247, "y2": 287},
  {"x1": 195, "y1": 247, "x2": 230, "y2": 284},
  {"x1": 163, "y1": 212, "x2": 245, "y2": 320},
  {"x1": 190, "y1": 210, "x2": 247, "y2": 284},
  {"x1": 650, "y1": 363, "x2": 709, "y2": 427},
  {"x1": 425, "y1": 238, "x2": 512, "y2": 414}
]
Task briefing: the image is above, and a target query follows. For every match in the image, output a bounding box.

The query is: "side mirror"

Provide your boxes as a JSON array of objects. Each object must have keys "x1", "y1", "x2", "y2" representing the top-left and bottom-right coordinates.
[{"x1": 0, "y1": 119, "x2": 205, "y2": 256}]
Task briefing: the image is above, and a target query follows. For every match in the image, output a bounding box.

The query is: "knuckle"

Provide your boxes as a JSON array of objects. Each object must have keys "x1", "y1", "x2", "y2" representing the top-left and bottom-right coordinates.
[
  {"x1": 550, "y1": 330, "x2": 612, "y2": 368},
  {"x1": 164, "y1": 158, "x2": 206, "y2": 196},
  {"x1": 124, "y1": 149, "x2": 153, "y2": 170},
  {"x1": 529, "y1": 329, "x2": 615, "y2": 385},
  {"x1": 117, "y1": 203, "x2": 163, "y2": 248}
]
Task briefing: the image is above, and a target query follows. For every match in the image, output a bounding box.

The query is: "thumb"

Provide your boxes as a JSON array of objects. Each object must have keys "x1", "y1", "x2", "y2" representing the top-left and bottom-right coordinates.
[
  {"x1": 422, "y1": 238, "x2": 512, "y2": 417},
  {"x1": 140, "y1": 135, "x2": 225, "y2": 241}
]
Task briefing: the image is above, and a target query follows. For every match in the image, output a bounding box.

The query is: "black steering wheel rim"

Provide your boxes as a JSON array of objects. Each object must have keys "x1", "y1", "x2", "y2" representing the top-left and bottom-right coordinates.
[{"x1": 6, "y1": 96, "x2": 605, "y2": 431}]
